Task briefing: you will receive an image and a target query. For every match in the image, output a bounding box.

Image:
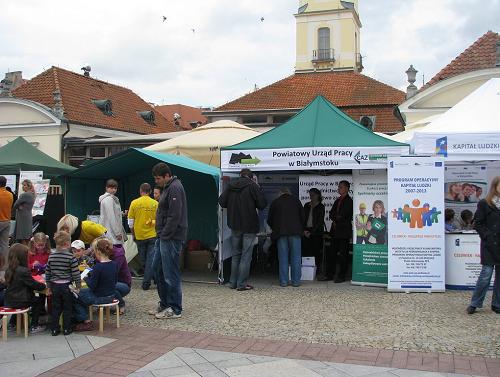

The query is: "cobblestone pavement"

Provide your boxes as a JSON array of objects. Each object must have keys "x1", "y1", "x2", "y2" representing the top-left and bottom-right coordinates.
[{"x1": 123, "y1": 278, "x2": 500, "y2": 358}]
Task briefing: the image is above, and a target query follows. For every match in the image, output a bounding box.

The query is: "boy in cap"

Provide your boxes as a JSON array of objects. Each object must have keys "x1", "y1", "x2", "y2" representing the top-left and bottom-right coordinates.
[{"x1": 71, "y1": 240, "x2": 94, "y2": 269}]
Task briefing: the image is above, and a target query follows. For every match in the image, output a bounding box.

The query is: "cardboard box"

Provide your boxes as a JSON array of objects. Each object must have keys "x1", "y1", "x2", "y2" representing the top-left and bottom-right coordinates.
[
  {"x1": 301, "y1": 265, "x2": 317, "y2": 281},
  {"x1": 302, "y1": 257, "x2": 316, "y2": 266},
  {"x1": 185, "y1": 249, "x2": 213, "y2": 271}
]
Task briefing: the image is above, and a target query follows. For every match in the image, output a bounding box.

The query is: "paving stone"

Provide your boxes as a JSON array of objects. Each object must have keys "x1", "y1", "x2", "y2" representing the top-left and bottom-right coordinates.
[
  {"x1": 0, "y1": 356, "x2": 73, "y2": 377},
  {"x1": 225, "y1": 359, "x2": 322, "y2": 377},
  {"x1": 137, "y1": 352, "x2": 187, "y2": 371}
]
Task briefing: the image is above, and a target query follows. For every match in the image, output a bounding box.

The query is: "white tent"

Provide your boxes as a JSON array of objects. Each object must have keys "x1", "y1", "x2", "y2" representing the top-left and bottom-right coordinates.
[
  {"x1": 381, "y1": 114, "x2": 441, "y2": 143},
  {"x1": 412, "y1": 78, "x2": 500, "y2": 160},
  {"x1": 145, "y1": 120, "x2": 260, "y2": 167}
]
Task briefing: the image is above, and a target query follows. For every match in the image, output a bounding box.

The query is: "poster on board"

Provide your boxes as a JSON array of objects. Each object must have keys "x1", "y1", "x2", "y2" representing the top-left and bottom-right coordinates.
[
  {"x1": 387, "y1": 157, "x2": 445, "y2": 292},
  {"x1": 3, "y1": 175, "x2": 17, "y2": 193},
  {"x1": 298, "y1": 175, "x2": 352, "y2": 231},
  {"x1": 351, "y1": 170, "x2": 388, "y2": 286},
  {"x1": 32, "y1": 179, "x2": 50, "y2": 216},
  {"x1": 18, "y1": 171, "x2": 43, "y2": 194},
  {"x1": 444, "y1": 164, "x2": 487, "y2": 226}
]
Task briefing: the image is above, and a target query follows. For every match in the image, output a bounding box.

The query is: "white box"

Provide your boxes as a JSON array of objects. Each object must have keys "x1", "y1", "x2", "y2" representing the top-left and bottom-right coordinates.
[
  {"x1": 301, "y1": 266, "x2": 317, "y2": 281},
  {"x1": 302, "y1": 257, "x2": 316, "y2": 267}
]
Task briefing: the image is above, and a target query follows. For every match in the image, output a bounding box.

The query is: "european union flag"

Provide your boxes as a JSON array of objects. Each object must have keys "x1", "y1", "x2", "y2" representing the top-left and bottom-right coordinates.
[{"x1": 435, "y1": 136, "x2": 447, "y2": 157}]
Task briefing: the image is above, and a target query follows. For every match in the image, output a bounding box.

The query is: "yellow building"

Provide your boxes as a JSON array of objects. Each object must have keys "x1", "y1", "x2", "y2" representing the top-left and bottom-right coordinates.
[{"x1": 295, "y1": 0, "x2": 362, "y2": 72}]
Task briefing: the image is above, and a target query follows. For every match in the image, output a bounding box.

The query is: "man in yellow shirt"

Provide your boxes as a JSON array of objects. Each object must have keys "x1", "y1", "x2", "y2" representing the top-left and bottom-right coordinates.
[
  {"x1": 0, "y1": 176, "x2": 14, "y2": 270},
  {"x1": 128, "y1": 183, "x2": 158, "y2": 290}
]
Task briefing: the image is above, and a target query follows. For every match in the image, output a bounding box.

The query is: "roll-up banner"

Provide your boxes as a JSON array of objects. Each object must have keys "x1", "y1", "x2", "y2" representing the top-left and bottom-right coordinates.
[
  {"x1": 351, "y1": 170, "x2": 388, "y2": 286},
  {"x1": 387, "y1": 157, "x2": 445, "y2": 292}
]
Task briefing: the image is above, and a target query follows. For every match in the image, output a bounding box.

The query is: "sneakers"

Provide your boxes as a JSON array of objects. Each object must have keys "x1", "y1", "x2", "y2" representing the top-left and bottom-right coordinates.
[
  {"x1": 155, "y1": 307, "x2": 181, "y2": 319},
  {"x1": 30, "y1": 325, "x2": 46, "y2": 334},
  {"x1": 51, "y1": 329, "x2": 60, "y2": 336},
  {"x1": 466, "y1": 305, "x2": 476, "y2": 314}
]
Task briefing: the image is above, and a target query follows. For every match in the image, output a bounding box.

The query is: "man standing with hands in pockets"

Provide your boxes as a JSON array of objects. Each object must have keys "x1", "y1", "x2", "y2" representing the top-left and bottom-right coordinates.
[{"x1": 151, "y1": 163, "x2": 187, "y2": 319}]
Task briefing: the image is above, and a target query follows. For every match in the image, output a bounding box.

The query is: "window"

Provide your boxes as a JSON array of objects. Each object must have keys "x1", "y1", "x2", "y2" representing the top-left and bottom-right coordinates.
[
  {"x1": 89, "y1": 146, "x2": 106, "y2": 158},
  {"x1": 241, "y1": 115, "x2": 267, "y2": 124},
  {"x1": 273, "y1": 115, "x2": 292, "y2": 125},
  {"x1": 108, "y1": 146, "x2": 127, "y2": 156},
  {"x1": 68, "y1": 146, "x2": 86, "y2": 157},
  {"x1": 138, "y1": 110, "x2": 155, "y2": 124},
  {"x1": 92, "y1": 99, "x2": 113, "y2": 116},
  {"x1": 318, "y1": 27, "x2": 330, "y2": 53}
]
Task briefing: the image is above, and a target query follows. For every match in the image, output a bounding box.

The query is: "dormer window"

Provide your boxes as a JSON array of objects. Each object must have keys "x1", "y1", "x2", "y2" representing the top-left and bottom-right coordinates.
[
  {"x1": 138, "y1": 110, "x2": 155, "y2": 124},
  {"x1": 92, "y1": 99, "x2": 113, "y2": 116}
]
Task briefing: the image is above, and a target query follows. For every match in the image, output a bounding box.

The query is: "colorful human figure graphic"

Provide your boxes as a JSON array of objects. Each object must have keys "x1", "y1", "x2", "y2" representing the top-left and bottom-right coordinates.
[
  {"x1": 431, "y1": 208, "x2": 441, "y2": 223},
  {"x1": 402, "y1": 204, "x2": 411, "y2": 223},
  {"x1": 408, "y1": 199, "x2": 428, "y2": 229},
  {"x1": 422, "y1": 203, "x2": 432, "y2": 226}
]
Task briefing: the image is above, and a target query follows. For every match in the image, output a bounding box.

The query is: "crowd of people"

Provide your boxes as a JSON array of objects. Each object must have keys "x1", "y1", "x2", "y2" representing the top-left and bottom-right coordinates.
[
  {"x1": 0, "y1": 162, "x2": 187, "y2": 333},
  {"x1": 0, "y1": 166, "x2": 499, "y2": 335}
]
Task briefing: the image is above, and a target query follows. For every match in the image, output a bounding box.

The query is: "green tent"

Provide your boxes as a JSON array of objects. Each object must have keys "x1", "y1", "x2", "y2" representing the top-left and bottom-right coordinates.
[
  {"x1": 0, "y1": 137, "x2": 76, "y2": 178},
  {"x1": 221, "y1": 96, "x2": 409, "y2": 171},
  {"x1": 63, "y1": 148, "x2": 220, "y2": 247}
]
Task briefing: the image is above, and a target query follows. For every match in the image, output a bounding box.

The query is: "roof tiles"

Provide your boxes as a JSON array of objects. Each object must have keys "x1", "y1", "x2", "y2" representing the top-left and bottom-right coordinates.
[{"x1": 13, "y1": 66, "x2": 175, "y2": 134}]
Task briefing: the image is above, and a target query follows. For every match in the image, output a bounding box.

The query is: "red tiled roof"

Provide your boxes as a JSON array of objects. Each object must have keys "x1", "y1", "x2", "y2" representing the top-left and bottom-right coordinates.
[
  {"x1": 422, "y1": 31, "x2": 500, "y2": 90},
  {"x1": 155, "y1": 104, "x2": 208, "y2": 131},
  {"x1": 215, "y1": 71, "x2": 405, "y2": 111},
  {"x1": 13, "y1": 66, "x2": 175, "y2": 134},
  {"x1": 213, "y1": 71, "x2": 405, "y2": 133}
]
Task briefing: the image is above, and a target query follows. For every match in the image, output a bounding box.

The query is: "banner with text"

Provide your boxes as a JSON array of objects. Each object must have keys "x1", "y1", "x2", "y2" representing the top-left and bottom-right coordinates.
[
  {"x1": 298, "y1": 175, "x2": 352, "y2": 231},
  {"x1": 387, "y1": 157, "x2": 445, "y2": 292},
  {"x1": 445, "y1": 233, "x2": 492, "y2": 290},
  {"x1": 221, "y1": 146, "x2": 409, "y2": 172},
  {"x1": 352, "y1": 170, "x2": 388, "y2": 286}
]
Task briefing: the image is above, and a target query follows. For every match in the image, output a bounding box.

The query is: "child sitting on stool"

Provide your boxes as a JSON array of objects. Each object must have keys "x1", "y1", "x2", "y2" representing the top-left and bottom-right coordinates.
[
  {"x1": 4, "y1": 243, "x2": 47, "y2": 333},
  {"x1": 45, "y1": 231, "x2": 81, "y2": 336},
  {"x1": 73, "y1": 238, "x2": 118, "y2": 332}
]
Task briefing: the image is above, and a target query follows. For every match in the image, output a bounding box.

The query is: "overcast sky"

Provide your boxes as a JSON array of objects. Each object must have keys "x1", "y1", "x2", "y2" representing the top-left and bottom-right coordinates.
[{"x1": 0, "y1": 0, "x2": 498, "y2": 108}]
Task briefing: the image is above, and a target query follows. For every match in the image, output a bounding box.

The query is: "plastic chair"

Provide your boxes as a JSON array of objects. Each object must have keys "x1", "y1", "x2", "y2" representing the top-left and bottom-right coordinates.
[
  {"x1": 88, "y1": 299, "x2": 120, "y2": 332},
  {"x1": 0, "y1": 307, "x2": 30, "y2": 340}
]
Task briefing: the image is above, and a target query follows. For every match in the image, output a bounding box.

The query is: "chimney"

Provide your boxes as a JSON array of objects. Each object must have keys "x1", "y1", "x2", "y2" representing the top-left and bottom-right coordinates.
[
  {"x1": 496, "y1": 41, "x2": 500, "y2": 67},
  {"x1": 53, "y1": 89, "x2": 64, "y2": 118},
  {"x1": 0, "y1": 71, "x2": 23, "y2": 97},
  {"x1": 81, "y1": 66, "x2": 91, "y2": 77},
  {"x1": 405, "y1": 65, "x2": 418, "y2": 99}
]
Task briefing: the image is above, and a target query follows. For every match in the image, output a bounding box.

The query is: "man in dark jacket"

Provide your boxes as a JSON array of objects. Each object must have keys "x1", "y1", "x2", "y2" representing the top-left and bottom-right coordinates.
[
  {"x1": 219, "y1": 169, "x2": 267, "y2": 291},
  {"x1": 267, "y1": 188, "x2": 305, "y2": 287},
  {"x1": 319, "y1": 180, "x2": 353, "y2": 283},
  {"x1": 151, "y1": 163, "x2": 187, "y2": 319}
]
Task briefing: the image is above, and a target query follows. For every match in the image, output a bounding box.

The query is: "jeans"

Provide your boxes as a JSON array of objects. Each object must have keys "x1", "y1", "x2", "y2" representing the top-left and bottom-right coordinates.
[
  {"x1": 136, "y1": 237, "x2": 156, "y2": 288},
  {"x1": 153, "y1": 238, "x2": 183, "y2": 315},
  {"x1": 0, "y1": 221, "x2": 10, "y2": 271},
  {"x1": 277, "y1": 236, "x2": 301, "y2": 285},
  {"x1": 115, "y1": 282, "x2": 131, "y2": 308},
  {"x1": 229, "y1": 231, "x2": 256, "y2": 289},
  {"x1": 51, "y1": 283, "x2": 73, "y2": 331},
  {"x1": 470, "y1": 265, "x2": 500, "y2": 309},
  {"x1": 73, "y1": 288, "x2": 115, "y2": 322}
]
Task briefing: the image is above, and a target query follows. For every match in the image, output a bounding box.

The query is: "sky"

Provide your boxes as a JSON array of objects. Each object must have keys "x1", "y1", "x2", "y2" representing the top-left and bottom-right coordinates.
[{"x1": 0, "y1": 0, "x2": 498, "y2": 108}]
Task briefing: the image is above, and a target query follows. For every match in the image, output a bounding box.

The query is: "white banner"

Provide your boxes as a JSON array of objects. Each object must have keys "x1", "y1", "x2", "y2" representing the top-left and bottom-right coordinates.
[
  {"x1": 32, "y1": 179, "x2": 50, "y2": 216},
  {"x1": 221, "y1": 146, "x2": 409, "y2": 172},
  {"x1": 298, "y1": 175, "x2": 352, "y2": 230},
  {"x1": 387, "y1": 157, "x2": 445, "y2": 292},
  {"x1": 445, "y1": 233, "x2": 491, "y2": 290},
  {"x1": 413, "y1": 133, "x2": 500, "y2": 161}
]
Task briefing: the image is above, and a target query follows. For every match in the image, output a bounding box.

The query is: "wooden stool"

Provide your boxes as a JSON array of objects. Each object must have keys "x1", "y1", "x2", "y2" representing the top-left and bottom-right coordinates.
[
  {"x1": 0, "y1": 307, "x2": 30, "y2": 341},
  {"x1": 88, "y1": 299, "x2": 120, "y2": 333}
]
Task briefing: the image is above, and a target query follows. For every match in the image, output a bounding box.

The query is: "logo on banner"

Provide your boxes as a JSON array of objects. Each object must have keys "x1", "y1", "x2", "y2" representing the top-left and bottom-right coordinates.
[
  {"x1": 391, "y1": 199, "x2": 441, "y2": 229},
  {"x1": 435, "y1": 137, "x2": 448, "y2": 157},
  {"x1": 354, "y1": 151, "x2": 368, "y2": 164},
  {"x1": 229, "y1": 152, "x2": 261, "y2": 165}
]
